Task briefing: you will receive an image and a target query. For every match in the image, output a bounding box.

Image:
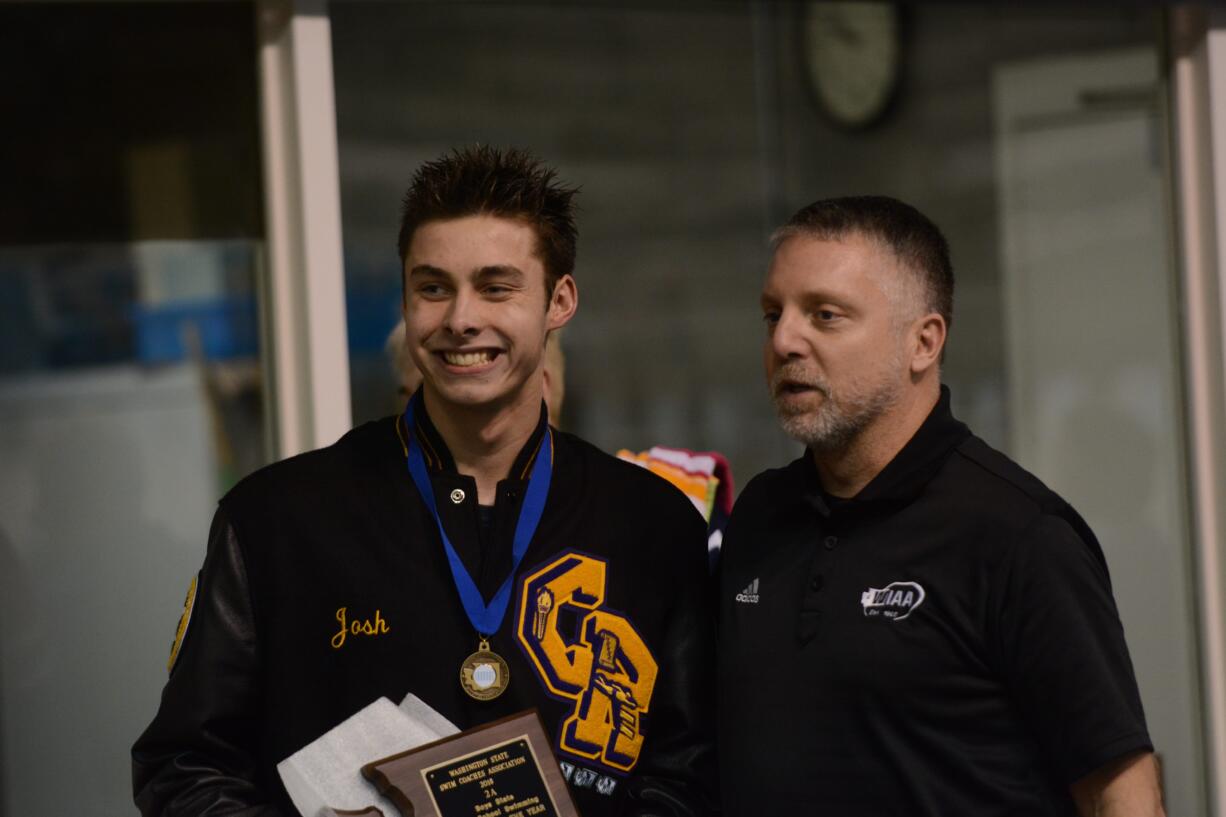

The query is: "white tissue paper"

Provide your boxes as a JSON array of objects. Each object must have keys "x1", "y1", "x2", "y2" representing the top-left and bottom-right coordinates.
[{"x1": 277, "y1": 693, "x2": 460, "y2": 817}]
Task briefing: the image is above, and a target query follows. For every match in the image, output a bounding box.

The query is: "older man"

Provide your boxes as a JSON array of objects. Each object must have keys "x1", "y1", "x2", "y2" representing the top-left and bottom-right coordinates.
[{"x1": 718, "y1": 196, "x2": 1163, "y2": 816}]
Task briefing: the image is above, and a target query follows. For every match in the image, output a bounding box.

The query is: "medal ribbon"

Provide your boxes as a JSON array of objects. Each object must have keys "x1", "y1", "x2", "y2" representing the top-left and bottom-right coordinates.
[{"x1": 402, "y1": 395, "x2": 552, "y2": 637}]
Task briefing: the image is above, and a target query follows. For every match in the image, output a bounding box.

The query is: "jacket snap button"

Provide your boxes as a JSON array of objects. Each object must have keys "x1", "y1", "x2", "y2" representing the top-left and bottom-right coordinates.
[
  {"x1": 450, "y1": 488, "x2": 466, "y2": 504},
  {"x1": 824, "y1": 535, "x2": 838, "y2": 550}
]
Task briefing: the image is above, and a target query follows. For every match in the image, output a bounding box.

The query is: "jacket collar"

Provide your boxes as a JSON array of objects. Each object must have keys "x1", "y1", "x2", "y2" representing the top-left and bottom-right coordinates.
[
  {"x1": 796, "y1": 385, "x2": 971, "y2": 519},
  {"x1": 398, "y1": 389, "x2": 550, "y2": 481}
]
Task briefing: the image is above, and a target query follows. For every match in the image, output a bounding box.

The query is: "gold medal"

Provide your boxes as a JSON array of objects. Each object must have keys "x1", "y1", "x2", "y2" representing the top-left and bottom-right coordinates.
[{"x1": 460, "y1": 637, "x2": 510, "y2": 700}]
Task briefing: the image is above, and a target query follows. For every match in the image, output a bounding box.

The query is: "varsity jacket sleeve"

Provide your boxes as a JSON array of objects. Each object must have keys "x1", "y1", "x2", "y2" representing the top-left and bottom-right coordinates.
[
  {"x1": 622, "y1": 506, "x2": 719, "y2": 817},
  {"x1": 132, "y1": 506, "x2": 286, "y2": 816}
]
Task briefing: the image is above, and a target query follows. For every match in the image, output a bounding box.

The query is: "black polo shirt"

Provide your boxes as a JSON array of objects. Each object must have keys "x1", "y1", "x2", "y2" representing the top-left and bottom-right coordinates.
[{"x1": 718, "y1": 387, "x2": 1151, "y2": 816}]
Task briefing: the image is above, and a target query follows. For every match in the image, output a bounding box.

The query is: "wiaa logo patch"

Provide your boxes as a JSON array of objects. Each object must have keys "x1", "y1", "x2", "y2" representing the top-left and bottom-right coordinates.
[{"x1": 860, "y1": 581, "x2": 925, "y2": 621}]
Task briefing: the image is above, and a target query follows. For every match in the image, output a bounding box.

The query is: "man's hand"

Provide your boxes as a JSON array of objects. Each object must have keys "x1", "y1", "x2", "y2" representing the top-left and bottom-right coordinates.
[{"x1": 1070, "y1": 751, "x2": 1165, "y2": 817}]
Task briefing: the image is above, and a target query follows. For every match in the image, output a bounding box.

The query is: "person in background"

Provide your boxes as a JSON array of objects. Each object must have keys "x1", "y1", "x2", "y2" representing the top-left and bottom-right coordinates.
[
  {"x1": 133, "y1": 146, "x2": 716, "y2": 816},
  {"x1": 718, "y1": 195, "x2": 1164, "y2": 816}
]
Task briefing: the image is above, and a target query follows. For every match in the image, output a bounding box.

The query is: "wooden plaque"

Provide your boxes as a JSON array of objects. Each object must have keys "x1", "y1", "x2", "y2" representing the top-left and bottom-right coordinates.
[{"x1": 359, "y1": 710, "x2": 580, "y2": 817}]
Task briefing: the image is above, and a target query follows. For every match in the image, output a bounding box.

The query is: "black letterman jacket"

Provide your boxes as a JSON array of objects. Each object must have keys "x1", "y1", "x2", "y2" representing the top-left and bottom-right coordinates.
[{"x1": 133, "y1": 401, "x2": 717, "y2": 816}]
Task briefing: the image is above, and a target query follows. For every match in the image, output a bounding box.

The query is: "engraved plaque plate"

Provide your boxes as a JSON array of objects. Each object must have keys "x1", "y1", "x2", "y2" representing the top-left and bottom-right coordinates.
[
  {"x1": 361, "y1": 710, "x2": 578, "y2": 817},
  {"x1": 422, "y1": 736, "x2": 556, "y2": 816}
]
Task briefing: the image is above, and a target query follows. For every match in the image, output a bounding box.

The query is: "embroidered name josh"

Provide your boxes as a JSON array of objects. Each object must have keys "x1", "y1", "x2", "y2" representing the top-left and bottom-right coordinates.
[{"x1": 331, "y1": 607, "x2": 391, "y2": 648}]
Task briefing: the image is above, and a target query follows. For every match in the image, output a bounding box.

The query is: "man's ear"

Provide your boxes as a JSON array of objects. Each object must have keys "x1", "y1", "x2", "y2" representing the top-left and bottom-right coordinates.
[
  {"x1": 547, "y1": 274, "x2": 578, "y2": 331},
  {"x1": 911, "y1": 312, "x2": 946, "y2": 375}
]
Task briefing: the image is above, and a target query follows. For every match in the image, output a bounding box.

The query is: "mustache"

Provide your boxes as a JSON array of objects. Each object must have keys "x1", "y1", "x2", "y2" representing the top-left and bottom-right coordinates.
[{"x1": 769, "y1": 364, "x2": 830, "y2": 397}]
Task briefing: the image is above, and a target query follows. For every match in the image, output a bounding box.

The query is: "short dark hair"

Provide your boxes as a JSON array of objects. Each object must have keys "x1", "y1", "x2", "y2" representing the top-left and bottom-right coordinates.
[
  {"x1": 773, "y1": 195, "x2": 954, "y2": 331},
  {"x1": 397, "y1": 146, "x2": 579, "y2": 293}
]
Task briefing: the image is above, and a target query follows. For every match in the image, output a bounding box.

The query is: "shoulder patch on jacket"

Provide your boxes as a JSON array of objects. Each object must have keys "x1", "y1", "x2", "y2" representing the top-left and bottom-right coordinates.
[{"x1": 167, "y1": 574, "x2": 198, "y2": 673}]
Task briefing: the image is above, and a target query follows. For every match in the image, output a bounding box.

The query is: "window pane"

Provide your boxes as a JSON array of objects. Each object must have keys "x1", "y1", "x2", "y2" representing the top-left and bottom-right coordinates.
[{"x1": 0, "y1": 4, "x2": 266, "y2": 814}]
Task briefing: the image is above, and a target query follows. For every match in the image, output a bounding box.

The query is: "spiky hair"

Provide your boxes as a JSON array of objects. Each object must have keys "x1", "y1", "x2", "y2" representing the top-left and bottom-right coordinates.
[{"x1": 397, "y1": 145, "x2": 579, "y2": 290}]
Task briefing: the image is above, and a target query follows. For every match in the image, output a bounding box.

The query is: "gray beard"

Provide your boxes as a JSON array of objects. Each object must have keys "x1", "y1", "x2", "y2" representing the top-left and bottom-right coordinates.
[{"x1": 771, "y1": 372, "x2": 901, "y2": 453}]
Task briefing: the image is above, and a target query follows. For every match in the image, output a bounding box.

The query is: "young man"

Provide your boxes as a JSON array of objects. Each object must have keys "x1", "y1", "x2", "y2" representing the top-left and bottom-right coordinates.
[
  {"x1": 718, "y1": 196, "x2": 1164, "y2": 816},
  {"x1": 133, "y1": 147, "x2": 716, "y2": 816}
]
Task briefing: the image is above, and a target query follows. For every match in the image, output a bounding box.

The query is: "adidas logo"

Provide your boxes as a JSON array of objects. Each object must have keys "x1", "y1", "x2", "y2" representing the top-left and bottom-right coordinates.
[{"x1": 735, "y1": 578, "x2": 760, "y2": 604}]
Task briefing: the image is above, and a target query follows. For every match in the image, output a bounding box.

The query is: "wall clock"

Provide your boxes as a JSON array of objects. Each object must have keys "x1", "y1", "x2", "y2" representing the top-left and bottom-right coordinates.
[{"x1": 803, "y1": 2, "x2": 902, "y2": 129}]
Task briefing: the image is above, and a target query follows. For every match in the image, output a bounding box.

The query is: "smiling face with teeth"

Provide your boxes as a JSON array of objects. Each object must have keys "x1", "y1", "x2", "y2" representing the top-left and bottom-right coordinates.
[{"x1": 403, "y1": 214, "x2": 577, "y2": 420}]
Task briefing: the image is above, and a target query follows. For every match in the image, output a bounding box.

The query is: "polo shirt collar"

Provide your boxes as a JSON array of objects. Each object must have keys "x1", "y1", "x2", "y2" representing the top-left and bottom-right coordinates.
[
  {"x1": 401, "y1": 389, "x2": 550, "y2": 481},
  {"x1": 800, "y1": 385, "x2": 970, "y2": 518}
]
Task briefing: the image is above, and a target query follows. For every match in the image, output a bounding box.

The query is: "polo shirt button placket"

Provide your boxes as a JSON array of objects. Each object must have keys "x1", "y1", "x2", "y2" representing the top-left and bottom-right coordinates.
[{"x1": 797, "y1": 532, "x2": 837, "y2": 644}]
